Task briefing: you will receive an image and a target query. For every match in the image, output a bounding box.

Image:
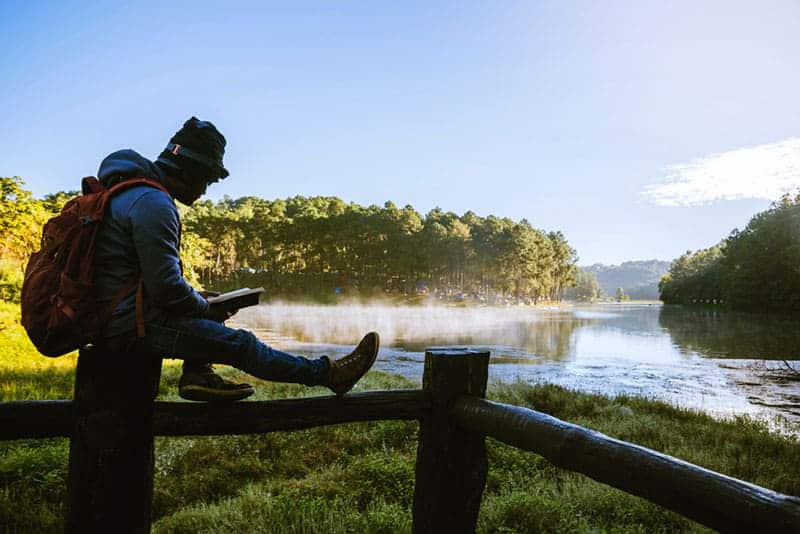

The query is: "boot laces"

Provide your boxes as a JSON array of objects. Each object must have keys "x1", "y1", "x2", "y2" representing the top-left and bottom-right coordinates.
[{"x1": 335, "y1": 348, "x2": 367, "y2": 368}]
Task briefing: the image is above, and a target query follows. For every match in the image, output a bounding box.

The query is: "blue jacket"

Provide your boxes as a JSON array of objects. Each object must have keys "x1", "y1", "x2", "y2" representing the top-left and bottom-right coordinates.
[{"x1": 94, "y1": 149, "x2": 210, "y2": 338}]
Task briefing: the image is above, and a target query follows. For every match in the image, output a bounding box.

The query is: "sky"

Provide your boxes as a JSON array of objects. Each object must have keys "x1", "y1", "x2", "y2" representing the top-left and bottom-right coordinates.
[{"x1": 1, "y1": 1, "x2": 799, "y2": 265}]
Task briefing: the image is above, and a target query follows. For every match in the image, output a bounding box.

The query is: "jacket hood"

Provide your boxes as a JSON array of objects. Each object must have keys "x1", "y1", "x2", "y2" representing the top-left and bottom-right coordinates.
[{"x1": 97, "y1": 149, "x2": 168, "y2": 188}]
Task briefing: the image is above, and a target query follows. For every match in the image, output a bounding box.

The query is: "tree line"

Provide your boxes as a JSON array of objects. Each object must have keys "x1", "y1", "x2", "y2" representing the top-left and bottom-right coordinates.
[
  {"x1": 659, "y1": 193, "x2": 800, "y2": 311},
  {"x1": 181, "y1": 195, "x2": 578, "y2": 302},
  {"x1": 0, "y1": 177, "x2": 578, "y2": 303}
]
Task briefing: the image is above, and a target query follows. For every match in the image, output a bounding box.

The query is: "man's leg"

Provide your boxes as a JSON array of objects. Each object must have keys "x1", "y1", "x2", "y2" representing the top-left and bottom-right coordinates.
[
  {"x1": 129, "y1": 315, "x2": 379, "y2": 397},
  {"x1": 141, "y1": 315, "x2": 328, "y2": 385}
]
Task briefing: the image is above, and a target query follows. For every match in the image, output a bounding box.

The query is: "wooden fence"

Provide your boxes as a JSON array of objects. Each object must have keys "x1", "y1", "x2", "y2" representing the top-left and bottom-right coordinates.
[{"x1": 1, "y1": 347, "x2": 799, "y2": 533}]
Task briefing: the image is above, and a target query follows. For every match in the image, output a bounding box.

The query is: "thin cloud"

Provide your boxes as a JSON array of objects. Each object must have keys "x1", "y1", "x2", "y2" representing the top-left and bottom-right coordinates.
[{"x1": 644, "y1": 138, "x2": 800, "y2": 206}]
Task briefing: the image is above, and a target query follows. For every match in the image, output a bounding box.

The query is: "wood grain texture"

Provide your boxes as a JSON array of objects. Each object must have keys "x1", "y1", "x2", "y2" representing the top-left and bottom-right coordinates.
[
  {"x1": 0, "y1": 400, "x2": 74, "y2": 439},
  {"x1": 0, "y1": 390, "x2": 429, "y2": 439},
  {"x1": 152, "y1": 389, "x2": 429, "y2": 435},
  {"x1": 66, "y1": 348, "x2": 162, "y2": 533},
  {"x1": 412, "y1": 348, "x2": 490, "y2": 534},
  {"x1": 453, "y1": 396, "x2": 800, "y2": 533}
]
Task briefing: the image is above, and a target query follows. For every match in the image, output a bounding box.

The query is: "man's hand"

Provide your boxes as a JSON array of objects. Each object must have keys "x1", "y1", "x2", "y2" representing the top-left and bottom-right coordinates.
[
  {"x1": 207, "y1": 304, "x2": 238, "y2": 323},
  {"x1": 201, "y1": 290, "x2": 240, "y2": 323}
]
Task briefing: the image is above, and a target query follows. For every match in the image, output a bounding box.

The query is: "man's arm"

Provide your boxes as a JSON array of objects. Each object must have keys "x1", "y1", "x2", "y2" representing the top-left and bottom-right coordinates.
[{"x1": 128, "y1": 190, "x2": 210, "y2": 317}]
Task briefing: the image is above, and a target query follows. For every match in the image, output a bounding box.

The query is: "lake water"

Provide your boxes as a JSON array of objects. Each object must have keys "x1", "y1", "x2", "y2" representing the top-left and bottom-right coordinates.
[{"x1": 233, "y1": 303, "x2": 800, "y2": 431}]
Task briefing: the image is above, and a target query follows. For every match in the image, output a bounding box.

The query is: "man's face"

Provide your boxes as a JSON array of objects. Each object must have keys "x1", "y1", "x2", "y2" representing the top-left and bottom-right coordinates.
[
  {"x1": 175, "y1": 171, "x2": 218, "y2": 205},
  {"x1": 184, "y1": 178, "x2": 209, "y2": 205}
]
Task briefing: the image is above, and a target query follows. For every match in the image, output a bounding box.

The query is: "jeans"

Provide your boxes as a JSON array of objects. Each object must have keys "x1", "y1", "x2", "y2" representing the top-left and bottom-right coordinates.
[{"x1": 106, "y1": 314, "x2": 329, "y2": 387}]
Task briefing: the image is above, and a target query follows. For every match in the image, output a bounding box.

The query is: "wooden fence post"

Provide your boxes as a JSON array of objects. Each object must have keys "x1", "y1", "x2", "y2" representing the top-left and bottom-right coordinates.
[
  {"x1": 412, "y1": 348, "x2": 490, "y2": 534},
  {"x1": 66, "y1": 346, "x2": 162, "y2": 533}
]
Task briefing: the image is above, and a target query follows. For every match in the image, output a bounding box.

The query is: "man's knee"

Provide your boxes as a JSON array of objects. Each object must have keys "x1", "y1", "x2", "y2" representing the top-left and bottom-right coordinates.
[{"x1": 215, "y1": 327, "x2": 262, "y2": 365}]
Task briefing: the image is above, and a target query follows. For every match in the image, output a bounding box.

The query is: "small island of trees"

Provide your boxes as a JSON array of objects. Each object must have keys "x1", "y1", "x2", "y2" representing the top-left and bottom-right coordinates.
[{"x1": 659, "y1": 193, "x2": 800, "y2": 311}]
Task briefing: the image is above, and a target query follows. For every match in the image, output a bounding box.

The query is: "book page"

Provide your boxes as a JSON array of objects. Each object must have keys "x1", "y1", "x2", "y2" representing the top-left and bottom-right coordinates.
[{"x1": 206, "y1": 287, "x2": 264, "y2": 304}]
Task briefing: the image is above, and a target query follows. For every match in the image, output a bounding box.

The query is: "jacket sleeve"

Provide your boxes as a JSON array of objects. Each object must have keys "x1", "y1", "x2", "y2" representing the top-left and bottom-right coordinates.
[{"x1": 127, "y1": 190, "x2": 210, "y2": 317}]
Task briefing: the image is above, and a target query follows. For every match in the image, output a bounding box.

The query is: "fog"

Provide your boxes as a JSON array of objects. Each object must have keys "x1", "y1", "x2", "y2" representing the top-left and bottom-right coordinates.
[
  {"x1": 235, "y1": 302, "x2": 568, "y2": 348},
  {"x1": 228, "y1": 303, "x2": 799, "y2": 428}
]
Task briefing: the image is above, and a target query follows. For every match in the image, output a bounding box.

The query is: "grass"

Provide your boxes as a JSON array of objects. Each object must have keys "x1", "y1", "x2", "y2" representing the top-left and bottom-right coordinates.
[
  {"x1": 0, "y1": 302, "x2": 78, "y2": 401},
  {"x1": 1, "y1": 300, "x2": 798, "y2": 533}
]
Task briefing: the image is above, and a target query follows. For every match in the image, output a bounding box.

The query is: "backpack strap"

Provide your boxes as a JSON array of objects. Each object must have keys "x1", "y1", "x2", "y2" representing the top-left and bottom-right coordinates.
[
  {"x1": 104, "y1": 177, "x2": 171, "y2": 339},
  {"x1": 101, "y1": 273, "x2": 146, "y2": 340},
  {"x1": 82, "y1": 176, "x2": 105, "y2": 194},
  {"x1": 105, "y1": 275, "x2": 140, "y2": 321},
  {"x1": 107, "y1": 177, "x2": 170, "y2": 198},
  {"x1": 135, "y1": 278, "x2": 145, "y2": 338}
]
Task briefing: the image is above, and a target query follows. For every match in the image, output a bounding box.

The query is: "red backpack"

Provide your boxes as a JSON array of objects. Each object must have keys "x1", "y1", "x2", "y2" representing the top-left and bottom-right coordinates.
[{"x1": 21, "y1": 176, "x2": 168, "y2": 357}]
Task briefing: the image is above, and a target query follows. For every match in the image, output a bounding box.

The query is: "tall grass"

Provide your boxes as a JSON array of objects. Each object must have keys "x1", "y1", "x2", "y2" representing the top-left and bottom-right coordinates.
[
  {"x1": 1, "y1": 300, "x2": 798, "y2": 533},
  {"x1": 0, "y1": 302, "x2": 77, "y2": 401}
]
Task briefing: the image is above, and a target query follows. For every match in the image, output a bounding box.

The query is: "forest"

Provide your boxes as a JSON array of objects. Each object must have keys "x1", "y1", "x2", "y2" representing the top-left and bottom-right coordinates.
[
  {"x1": 659, "y1": 193, "x2": 800, "y2": 311},
  {"x1": 0, "y1": 176, "x2": 578, "y2": 304}
]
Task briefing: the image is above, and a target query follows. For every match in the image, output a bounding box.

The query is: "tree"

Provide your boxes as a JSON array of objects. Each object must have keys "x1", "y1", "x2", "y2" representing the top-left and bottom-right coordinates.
[
  {"x1": 564, "y1": 269, "x2": 600, "y2": 302},
  {"x1": 0, "y1": 177, "x2": 58, "y2": 301},
  {"x1": 0, "y1": 177, "x2": 51, "y2": 262},
  {"x1": 659, "y1": 192, "x2": 800, "y2": 311}
]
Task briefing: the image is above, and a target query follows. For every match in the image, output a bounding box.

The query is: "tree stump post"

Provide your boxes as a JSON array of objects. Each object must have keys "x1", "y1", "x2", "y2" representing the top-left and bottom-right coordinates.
[
  {"x1": 66, "y1": 346, "x2": 162, "y2": 533},
  {"x1": 412, "y1": 348, "x2": 490, "y2": 534}
]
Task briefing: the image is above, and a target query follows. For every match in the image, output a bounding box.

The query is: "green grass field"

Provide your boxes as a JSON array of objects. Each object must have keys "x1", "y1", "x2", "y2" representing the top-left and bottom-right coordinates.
[{"x1": 1, "y1": 301, "x2": 798, "y2": 533}]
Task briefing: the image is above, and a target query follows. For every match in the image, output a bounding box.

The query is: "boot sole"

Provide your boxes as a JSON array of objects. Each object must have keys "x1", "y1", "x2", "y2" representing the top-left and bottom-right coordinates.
[{"x1": 179, "y1": 384, "x2": 256, "y2": 402}]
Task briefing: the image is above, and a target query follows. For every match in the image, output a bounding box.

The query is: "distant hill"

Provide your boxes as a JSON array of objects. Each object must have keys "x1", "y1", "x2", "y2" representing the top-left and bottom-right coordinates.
[{"x1": 583, "y1": 260, "x2": 671, "y2": 300}]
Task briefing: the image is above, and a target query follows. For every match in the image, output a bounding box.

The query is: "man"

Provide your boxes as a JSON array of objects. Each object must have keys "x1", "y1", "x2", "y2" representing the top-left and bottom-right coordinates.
[{"x1": 94, "y1": 117, "x2": 378, "y2": 401}]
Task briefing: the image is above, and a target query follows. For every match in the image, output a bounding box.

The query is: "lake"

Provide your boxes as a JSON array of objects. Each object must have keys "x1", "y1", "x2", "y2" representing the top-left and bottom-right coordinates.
[{"x1": 233, "y1": 303, "x2": 800, "y2": 430}]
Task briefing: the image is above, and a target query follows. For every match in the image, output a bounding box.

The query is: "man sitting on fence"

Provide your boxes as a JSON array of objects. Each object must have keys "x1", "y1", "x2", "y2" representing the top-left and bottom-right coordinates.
[{"x1": 94, "y1": 117, "x2": 379, "y2": 401}]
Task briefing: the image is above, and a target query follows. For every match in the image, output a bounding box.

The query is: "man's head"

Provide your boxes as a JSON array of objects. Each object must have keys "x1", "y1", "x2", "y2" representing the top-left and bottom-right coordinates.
[{"x1": 157, "y1": 117, "x2": 228, "y2": 205}]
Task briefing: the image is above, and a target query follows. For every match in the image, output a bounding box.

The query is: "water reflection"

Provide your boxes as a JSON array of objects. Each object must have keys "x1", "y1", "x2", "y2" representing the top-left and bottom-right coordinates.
[
  {"x1": 233, "y1": 303, "x2": 799, "y2": 430},
  {"x1": 572, "y1": 303, "x2": 663, "y2": 336},
  {"x1": 659, "y1": 306, "x2": 800, "y2": 360},
  {"x1": 240, "y1": 304, "x2": 592, "y2": 361},
  {"x1": 396, "y1": 315, "x2": 588, "y2": 361}
]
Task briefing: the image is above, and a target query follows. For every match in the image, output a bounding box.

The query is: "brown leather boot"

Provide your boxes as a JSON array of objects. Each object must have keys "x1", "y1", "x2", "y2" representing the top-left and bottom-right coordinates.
[
  {"x1": 179, "y1": 363, "x2": 255, "y2": 402},
  {"x1": 325, "y1": 332, "x2": 380, "y2": 397}
]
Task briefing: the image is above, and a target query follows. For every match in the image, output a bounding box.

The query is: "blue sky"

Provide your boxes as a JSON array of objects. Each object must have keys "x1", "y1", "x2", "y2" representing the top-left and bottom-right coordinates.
[{"x1": 2, "y1": 1, "x2": 798, "y2": 265}]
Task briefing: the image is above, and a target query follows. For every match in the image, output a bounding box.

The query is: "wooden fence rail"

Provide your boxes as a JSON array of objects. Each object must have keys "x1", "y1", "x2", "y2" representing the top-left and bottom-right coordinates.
[
  {"x1": 0, "y1": 391, "x2": 429, "y2": 440},
  {"x1": 452, "y1": 395, "x2": 800, "y2": 533},
  {"x1": 2, "y1": 346, "x2": 799, "y2": 533}
]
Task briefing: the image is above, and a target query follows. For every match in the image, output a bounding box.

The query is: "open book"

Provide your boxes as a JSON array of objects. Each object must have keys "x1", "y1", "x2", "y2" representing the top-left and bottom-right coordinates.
[{"x1": 206, "y1": 287, "x2": 265, "y2": 314}]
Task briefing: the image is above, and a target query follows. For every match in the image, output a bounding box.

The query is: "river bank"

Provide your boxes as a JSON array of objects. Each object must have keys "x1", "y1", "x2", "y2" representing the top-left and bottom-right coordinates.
[
  {"x1": 2, "y1": 301, "x2": 799, "y2": 532},
  {"x1": 233, "y1": 302, "x2": 800, "y2": 432}
]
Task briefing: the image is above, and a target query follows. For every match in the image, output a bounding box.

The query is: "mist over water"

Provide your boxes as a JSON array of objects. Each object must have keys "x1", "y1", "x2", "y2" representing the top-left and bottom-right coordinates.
[
  {"x1": 232, "y1": 303, "x2": 800, "y2": 431},
  {"x1": 238, "y1": 303, "x2": 584, "y2": 358}
]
